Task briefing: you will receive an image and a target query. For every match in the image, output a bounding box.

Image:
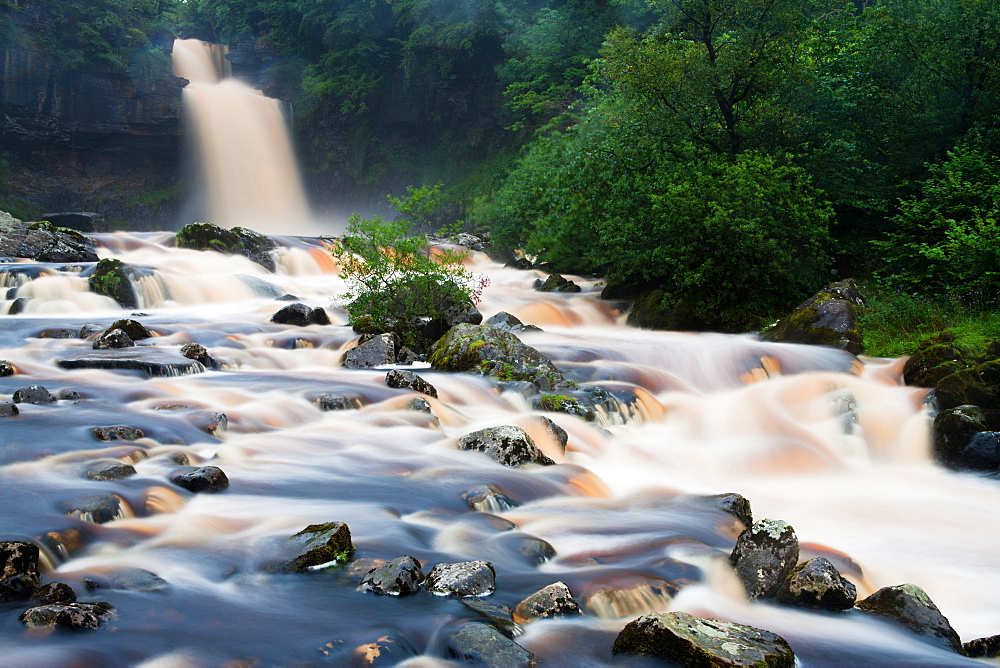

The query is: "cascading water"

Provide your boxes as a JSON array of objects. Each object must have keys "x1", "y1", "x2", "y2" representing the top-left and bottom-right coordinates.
[
  {"x1": 172, "y1": 39, "x2": 317, "y2": 235},
  {"x1": 0, "y1": 234, "x2": 997, "y2": 666}
]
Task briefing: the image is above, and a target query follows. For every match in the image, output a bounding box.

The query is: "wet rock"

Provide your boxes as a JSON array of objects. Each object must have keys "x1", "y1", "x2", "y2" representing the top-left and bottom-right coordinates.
[
  {"x1": 86, "y1": 461, "x2": 137, "y2": 481},
  {"x1": 462, "y1": 484, "x2": 519, "y2": 512},
  {"x1": 0, "y1": 541, "x2": 40, "y2": 602},
  {"x1": 19, "y1": 602, "x2": 117, "y2": 631},
  {"x1": 0, "y1": 402, "x2": 18, "y2": 416},
  {"x1": 271, "y1": 302, "x2": 329, "y2": 327},
  {"x1": 965, "y1": 635, "x2": 1000, "y2": 658},
  {"x1": 59, "y1": 494, "x2": 128, "y2": 524},
  {"x1": 484, "y1": 311, "x2": 542, "y2": 334},
  {"x1": 41, "y1": 212, "x2": 106, "y2": 233},
  {"x1": 461, "y1": 599, "x2": 522, "y2": 638},
  {"x1": 582, "y1": 579, "x2": 679, "y2": 619},
  {"x1": 89, "y1": 258, "x2": 139, "y2": 309},
  {"x1": 0, "y1": 360, "x2": 14, "y2": 375},
  {"x1": 385, "y1": 369, "x2": 437, "y2": 398},
  {"x1": 83, "y1": 567, "x2": 169, "y2": 592},
  {"x1": 428, "y1": 323, "x2": 571, "y2": 392},
  {"x1": 349, "y1": 633, "x2": 419, "y2": 666},
  {"x1": 191, "y1": 411, "x2": 228, "y2": 436},
  {"x1": 457, "y1": 425, "x2": 555, "y2": 467},
  {"x1": 166, "y1": 452, "x2": 192, "y2": 466},
  {"x1": 170, "y1": 466, "x2": 230, "y2": 493},
  {"x1": 310, "y1": 307, "x2": 331, "y2": 325},
  {"x1": 856, "y1": 583, "x2": 964, "y2": 654},
  {"x1": 343, "y1": 333, "x2": 399, "y2": 369},
  {"x1": 57, "y1": 389, "x2": 81, "y2": 401},
  {"x1": 730, "y1": 519, "x2": 799, "y2": 600},
  {"x1": 710, "y1": 492, "x2": 753, "y2": 529},
  {"x1": 760, "y1": 280, "x2": 864, "y2": 354},
  {"x1": 12, "y1": 384, "x2": 56, "y2": 404},
  {"x1": 776, "y1": 557, "x2": 856, "y2": 610},
  {"x1": 406, "y1": 397, "x2": 433, "y2": 413},
  {"x1": 513, "y1": 581, "x2": 583, "y2": 624},
  {"x1": 32, "y1": 582, "x2": 77, "y2": 605},
  {"x1": 38, "y1": 327, "x2": 80, "y2": 339},
  {"x1": 275, "y1": 522, "x2": 354, "y2": 574},
  {"x1": 612, "y1": 611, "x2": 795, "y2": 667},
  {"x1": 176, "y1": 222, "x2": 277, "y2": 271},
  {"x1": 360, "y1": 556, "x2": 424, "y2": 596},
  {"x1": 0, "y1": 220, "x2": 98, "y2": 263},
  {"x1": 79, "y1": 323, "x2": 106, "y2": 338},
  {"x1": 37, "y1": 528, "x2": 88, "y2": 562},
  {"x1": 504, "y1": 258, "x2": 532, "y2": 270},
  {"x1": 7, "y1": 297, "x2": 28, "y2": 314},
  {"x1": 92, "y1": 328, "x2": 135, "y2": 350},
  {"x1": 425, "y1": 561, "x2": 496, "y2": 597},
  {"x1": 501, "y1": 533, "x2": 557, "y2": 566},
  {"x1": 538, "y1": 415, "x2": 568, "y2": 452},
  {"x1": 903, "y1": 332, "x2": 972, "y2": 388},
  {"x1": 105, "y1": 318, "x2": 153, "y2": 341},
  {"x1": 180, "y1": 342, "x2": 219, "y2": 369},
  {"x1": 58, "y1": 348, "x2": 206, "y2": 376},
  {"x1": 447, "y1": 622, "x2": 539, "y2": 667},
  {"x1": 313, "y1": 393, "x2": 362, "y2": 411},
  {"x1": 934, "y1": 364, "x2": 1000, "y2": 411},
  {"x1": 537, "y1": 273, "x2": 581, "y2": 293},
  {"x1": 92, "y1": 425, "x2": 145, "y2": 442}
]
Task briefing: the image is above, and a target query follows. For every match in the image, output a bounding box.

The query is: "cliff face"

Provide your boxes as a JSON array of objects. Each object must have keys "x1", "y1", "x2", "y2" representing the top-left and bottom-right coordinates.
[{"x1": 0, "y1": 4, "x2": 185, "y2": 227}]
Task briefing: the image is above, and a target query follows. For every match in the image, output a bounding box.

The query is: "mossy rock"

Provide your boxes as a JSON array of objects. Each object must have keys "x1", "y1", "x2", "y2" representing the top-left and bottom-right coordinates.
[
  {"x1": 934, "y1": 366, "x2": 1000, "y2": 411},
  {"x1": 761, "y1": 281, "x2": 863, "y2": 354},
  {"x1": 175, "y1": 222, "x2": 276, "y2": 271},
  {"x1": 857, "y1": 584, "x2": 964, "y2": 655},
  {"x1": 88, "y1": 259, "x2": 138, "y2": 309},
  {"x1": 279, "y1": 522, "x2": 354, "y2": 573},
  {"x1": 902, "y1": 336, "x2": 973, "y2": 388},
  {"x1": 626, "y1": 289, "x2": 675, "y2": 330}
]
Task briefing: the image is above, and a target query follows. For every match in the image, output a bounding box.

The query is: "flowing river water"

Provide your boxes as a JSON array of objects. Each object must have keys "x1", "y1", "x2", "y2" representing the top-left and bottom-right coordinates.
[{"x1": 0, "y1": 234, "x2": 998, "y2": 666}]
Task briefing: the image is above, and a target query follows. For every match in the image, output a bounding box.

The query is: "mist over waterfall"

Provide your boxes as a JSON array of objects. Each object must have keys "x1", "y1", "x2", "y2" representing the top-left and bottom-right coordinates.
[{"x1": 172, "y1": 39, "x2": 317, "y2": 235}]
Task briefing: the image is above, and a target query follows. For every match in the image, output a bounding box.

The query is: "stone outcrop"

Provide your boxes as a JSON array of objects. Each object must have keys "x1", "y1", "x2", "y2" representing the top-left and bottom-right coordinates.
[
  {"x1": 760, "y1": 280, "x2": 864, "y2": 354},
  {"x1": 856, "y1": 583, "x2": 965, "y2": 655},
  {"x1": 730, "y1": 519, "x2": 799, "y2": 600}
]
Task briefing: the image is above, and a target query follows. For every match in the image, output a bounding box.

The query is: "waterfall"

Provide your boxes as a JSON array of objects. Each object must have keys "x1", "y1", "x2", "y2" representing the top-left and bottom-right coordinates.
[{"x1": 172, "y1": 39, "x2": 317, "y2": 235}]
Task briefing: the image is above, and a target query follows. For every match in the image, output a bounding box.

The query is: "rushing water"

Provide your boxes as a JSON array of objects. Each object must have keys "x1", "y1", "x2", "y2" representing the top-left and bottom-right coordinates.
[{"x1": 0, "y1": 235, "x2": 997, "y2": 666}]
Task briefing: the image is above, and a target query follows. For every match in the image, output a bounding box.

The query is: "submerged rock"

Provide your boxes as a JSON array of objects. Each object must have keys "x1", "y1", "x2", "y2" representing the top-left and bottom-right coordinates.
[
  {"x1": 856, "y1": 583, "x2": 964, "y2": 655},
  {"x1": 447, "y1": 622, "x2": 539, "y2": 667},
  {"x1": 278, "y1": 522, "x2": 355, "y2": 573},
  {"x1": 424, "y1": 561, "x2": 496, "y2": 597},
  {"x1": 348, "y1": 633, "x2": 419, "y2": 666},
  {"x1": 19, "y1": 602, "x2": 117, "y2": 631},
  {"x1": 730, "y1": 519, "x2": 799, "y2": 600},
  {"x1": 83, "y1": 567, "x2": 169, "y2": 593},
  {"x1": 776, "y1": 557, "x2": 856, "y2": 610},
  {"x1": 385, "y1": 369, "x2": 437, "y2": 398},
  {"x1": 462, "y1": 484, "x2": 519, "y2": 512},
  {"x1": 458, "y1": 425, "x2": 555, "y2": 467},
  {"x1": 312, "y1": 392, "x2": 362, "y2": 411},
  {"x1": 175, "y1": 222, "x2": 277, "y2": 271},
  {"x1": 461, "y1": 599, "x2": 523, "y2": 638},
  {"x1": 612, "y1": 611, "x2": 795, "y2": 667},
  {"x1": 360, "y1": 556, "x2": 425, "y2": 596},
  {"x1": 59, "y1": 494, "x2": 129, "y2": 524},
  {"x1": 170, "y1": 466, "x2": 230, "y2": 493},
  {"x1": 513, "y1": 581, "x2": 583, "y2": 624},
  {"x1": 92, "y1": 425, "x2": 145, "y2": 442},
  {"x1": 86, "y1": 461, "x2": 137, "y2": 481}
]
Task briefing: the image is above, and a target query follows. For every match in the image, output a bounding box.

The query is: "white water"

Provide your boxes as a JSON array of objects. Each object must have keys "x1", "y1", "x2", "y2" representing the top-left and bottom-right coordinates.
[{"x1": 0, "y1": 235, "x2": 997, "y2": 665}]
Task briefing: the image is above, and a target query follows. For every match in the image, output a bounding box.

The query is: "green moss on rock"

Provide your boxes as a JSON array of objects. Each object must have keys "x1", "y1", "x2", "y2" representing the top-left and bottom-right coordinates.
[
  {"x1": 282, "y1": 521, "x2": 354, "y2": 572},
  {"x1": 89, "y1": 259, "x2": 138, "y2": 309}
]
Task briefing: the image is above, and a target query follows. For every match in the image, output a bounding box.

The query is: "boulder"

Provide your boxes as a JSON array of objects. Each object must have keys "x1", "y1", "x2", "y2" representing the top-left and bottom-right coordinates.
[
  {"x1": 513, "y1": 581, "x2": 583, "y2": 624},
  {"x1": 58, "y1": 348, "x2": 206, "y2": 377},
  {"x1": 277, "y1": 522, "x2": 355, "y2": 573},
  {"x1": 730, "y1": 519, "x2": 799, "y2": 600},
  {"x1": 965, "y1": 635, "x2": 1000, "y2": 658},
  {"x1": 175, "y1": 223, "x2": 277, "y2": 272},
  {"x1": 483, "y1": 311, "x2": 542, "y2": 334},
  {"x1": 19, "y1": 602, "x2": 117, "y2": 631},
  {"x1": 903, "y1": 333, "x2": 972, "y2": 388},
  {"x1": 88, "y1": 259, "x2": 139, "y2": 309},
  {"x1": 0, "y1": 360, "x2": 15, "y2": 376},
  {"x1": 312, "y1": 393, "x2": 362, "y2": 411},
  {"x1": 0, "y1": 402, "x2": 18, "y2": 416},
  {"x1": 0, "y1": 541, "x2": 40, "y2": 602},
  {"x1": 537, "y1": 273, "x2": 581, "y2": 293},
  {"x1": 934, "y1": 363, "x2": 1000, "y2": 411},
  {"x1": 86, "y1": 461, "x2": 138, "y2": 481},
  {"x1": 59, "y1": 494, "x2": 128, "y2": 524},
  {"x1": 7, "y1": 297, "x2": 28, "y2": 314},
  {"x1": 32, "y1": 582, "x2": 77, "y2": 605},
  {"x1": 170, "y1": 466, "x2": 230, "y2": 493},
  {"x1": 612, "y1": 611, "x2": 795, "y2": 667},
  {"x1": 428, "y1": 323, "x2": 571, "y2": 392},
  {"x1": 760, "y1": 280, "x2": 863, "y2": 354},
  {"x1": 458, "y1": 426, "x2": 555, "y2": 467},
  {"x1": 343, "y1": 333, "x2": 399, "y2": 369},
  {"x1": 856, "y1": 583, "x2": 964, "y2": 655},
  {"x1": 710, "y1": 493, "x2": 753, "y2": 529},
  {"x1": 385, "y1": 369, "x2": 437, "y2": 397},
  {"x1": 504, "y1": 258, "x2": 532, "y2": 270},
  {"x1": 424, "y1": 561, "x2": 496, "y2": 597},
  {"x1": 12, "y1": 384, "x2": 56, "y2": 404},
  {"x1": 180, "y1": 343, "x2": 219, "y2": 369},
  {"x1": 776, "y1": 557, "x2": 857, "y2": 610},
  {"x1": 105, "y1": 319, "x2": 154, "y2": 341},
  {"x1": 270, "y1": 302, "x2": 330, "y2": 327},
  {"x1": 93, "y1": 328, "x2": 135, "y2": 350},
  {"x1": 447, "y1": 622, "x2": 539, "y2": 667},
  {"x1": 92, "y1": 425, "x2": 146, "y2": 441},
  {"x1": 360, "y1": 556, "x2": 424, "y2": 596},
  {"x1": 41, "y1": 212, "x2": 106, "y2": 233},
  {"x1": 0, "y1": 220, "x2": 98, "y2": 263}
]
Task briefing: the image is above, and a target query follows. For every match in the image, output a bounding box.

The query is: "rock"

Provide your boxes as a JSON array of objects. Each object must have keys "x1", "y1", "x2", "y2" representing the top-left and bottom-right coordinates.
[
  {"x1": 0, "y1": 401, "x2": 18, "y2": 416},
  {"x1": 537, "y1": 273, "x2": 581, "y2": 293},
  {"x1": 58, "y1": 389, "x2": 81, "y2": 401},
  {"x1": 38, "y1": 327, "x2": 80, "y2": 339},
  {"x1": 58, "y1": 348, "x2": 206, "y2": 377},
  {"x1": 19, "y1": 602, "x2": 117, "y2": 631},
  {"x1": 83, "y1": 567, "x2": 169, "y2": 592},
  {"x1": 730, "y1": 519, "x2": 799, "y2": 600},
  {"x1": 59, "y1": 494, "x2": 128, "y2": 524},
  {"x1": 180, "y1": 343, "x2": 219, "y2": 369},
  {"x1": 0, "y1": 220, "x2": 98, "y2": 263},
  {"x1": 360, "y1": 556, "x2": 424, "y2": 596},
  {"x1": 170, "y1": 466, "x2": 230, "y2": 493},
  {"x1": 965, "y1": 635, "x2": 1000, "y2": 658},
  {"x1": 385, "y1": 369, "x2": 437, "y2": 397},
  {"x1": 447, "y1": 622, "x2": 539, "y2": 667},
  {"x1": 88, "y1": 259, "x2": 139, "y2": 309},
  {"x1": 483, "y1": 311, "x2": 542, "y2": 334},
  {"x1": 278, "y1": 522, "x2": 355, "y2": 573},
  {"x1": 93, "y1": 328, "x2": 135, "y2": 350},
  {"x1": 776, "y1": 557, "x2": 856, "y2": 610},
  {"x1": 12, "y1": 384, "x2": 56, "y2": 404},
  {"x1": 462, "y1": 484, "x2": 519, "y2": 512},
  {"x1": 41, "y1": 212, "x2": 106, "y2": 233},
  {"x1": 7, "y1": 297, "x2": 28, "y2": 314},
  {"x1": 513, "y1": 582, "x2": 583, "y2": 624},
  {"x1": 761, "y1": 280, "x2": 863, "y2": 354},
  {"x1": 428, "y1": 323, "x2": 571, "y2": 392},
  {"x1": 504, "y1": 258, "x2": 532, "y2": 270},
  {"x1": 86, "y1": 461, "x2": 138, "y2": 481},
  {"x1": 461, "y1": 599, "x2": 523, "y2": 638},
  {"x1": 903, "y1": 333, "x2": 972, "y2": 388},
  {"x1": 538, "y1": 416, "x2": 569, "y2": 452},
  {"x1": 191, "y1": 412, "x2": 228, "y2": 436},
  {"x1": 425, "y1": 561, "x2": 496, "y2": 597},
  {"x1": 349, "y1": 633, "x2": 419, "y2": 666},
  {"x1": 313, "y1": 393, "x2": 362, "y2": 411},
  {"x1": 612, "y1": 611, "x2": 795, "y2": 667},
  {"x1": 32, "y1": 582, "x2": 77, "y2": 605},
  {"x1": 343, "y1": 333, "x2": 399, "y2": 369},
  {"x1": 0, "y1": 541, "x2": 40, "y2": 602},
  {"x1": 406, "y1": 397, "x2": 433, "y2": 413},
  {"x1": 935, "y1": 363, "x2": 1000, "y2": 411},
  {"x1": 106, "y1": 318, "x2": 154, "y2": 340},
  {"x1": 0, "y1": 360, "x2": 14, "y2": 375},
  {"x1": 92, "y1": 425, "x2": 145, "y2": 441},
  {"x1": 710, "y1": 493, "x2": 753, "y2": 529},
  {"x1": 270, "y1": 302, "x2": 326, "y2": 327},
  {"x1": 175, "y1": 223, "x2": 277, "y2": 271},
  {"x1": 458, "y1": 426, "x2": 555, "y2": 467},
  {"x1": 856, "y1": 583, "x2": 964, "y2": 654}
]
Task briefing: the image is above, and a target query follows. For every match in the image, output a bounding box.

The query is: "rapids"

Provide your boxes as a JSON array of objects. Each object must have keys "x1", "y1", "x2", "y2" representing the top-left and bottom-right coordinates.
[{"x1": 0, "y1": 234, "x2": 996, "y2": 666}]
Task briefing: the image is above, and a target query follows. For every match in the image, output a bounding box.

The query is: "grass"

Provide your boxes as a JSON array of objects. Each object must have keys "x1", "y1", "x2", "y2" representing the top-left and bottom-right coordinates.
[{"x1": 860, "y1": 283, "x2": 1000, "y2": 358}]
